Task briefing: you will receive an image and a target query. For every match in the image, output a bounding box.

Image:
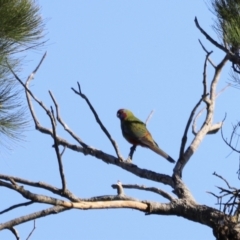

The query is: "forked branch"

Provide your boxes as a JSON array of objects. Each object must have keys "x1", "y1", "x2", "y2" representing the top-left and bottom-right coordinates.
[
  {"x1": 174, "y1": 45, "x2": 228, "y2": 177},
  {"x1": 72, "y1": 82, "x2": 123, "y2": 160}
]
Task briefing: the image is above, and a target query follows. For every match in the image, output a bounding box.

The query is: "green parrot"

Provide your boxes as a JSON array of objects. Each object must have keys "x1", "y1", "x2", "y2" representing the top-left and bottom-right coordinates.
[{"x1": 117, "y1": 109, "x2": 175, "y2": 163}]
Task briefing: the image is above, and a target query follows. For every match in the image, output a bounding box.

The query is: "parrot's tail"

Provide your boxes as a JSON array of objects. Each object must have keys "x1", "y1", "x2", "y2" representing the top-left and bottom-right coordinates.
[{"x1": 150, "y1": 145, "x2": 175, "y2": 163}]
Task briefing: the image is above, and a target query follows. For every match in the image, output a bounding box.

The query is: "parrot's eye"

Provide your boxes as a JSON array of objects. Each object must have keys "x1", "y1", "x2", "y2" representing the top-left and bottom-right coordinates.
[{"x1": 117, "y1": 109, "x2": 124, "y2": 119}]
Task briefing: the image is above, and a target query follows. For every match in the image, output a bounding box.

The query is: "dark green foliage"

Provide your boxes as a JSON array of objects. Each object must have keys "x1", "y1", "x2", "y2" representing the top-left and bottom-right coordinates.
[
  {"x1": 0, "y1": 0, "x2": 45, "y2": 145},
  {"x1": 211, "y1": 0, "x2": 240, "y2": 51},
  {"x1": 0, "y1": 0, "x2": 44, "y2": 54}
]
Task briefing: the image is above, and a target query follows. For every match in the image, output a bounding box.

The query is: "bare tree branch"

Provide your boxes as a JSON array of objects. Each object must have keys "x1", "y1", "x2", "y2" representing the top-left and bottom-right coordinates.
[
  {"x1": 179, "y1": 47, "x2": 212, "y2": 158},
  {"x1": 49, "y1": 105, "x2": 67, "y2": 193},
  {"x1": 57, "y1": 139, "x2": 175, "y2": 186},
  {"x1": 72, "y1": 82, "x2": 123, "y2": 160},
  {"x1": 195, "y1": 17, "x2": 227, "y2": 53},
  {"x1": 202, "y1": 48, "x2": 213, "y2": 95},
  {"x1": 8, "y1": 53, "x2": 54, "y2": 136},
  {"x1": 198, "y1": 39, "x2": 216, "y2": 68},
  {"x1": 179, "y1": 96, "x2": 203, "y2": 157},
  {"x1": 206, "y1": 172, "x2": 240, "y2": 217},
  {"x1": 0, "y1": 206, "x2": 68, "y2": 230},
  {"x1": 49, "y1": 91, "x2": 88, "y2": 148},
  {"x1": 83, "y1": 195, "x2": 139, "y2": 202},
  {"x1": 145, "y1": 110, "x2": 154, "y2": 124},
  {"x1": 114, "y1": 181, "x2": 124, "y2": 196},
  {"x1": 0, "y1": 201, "x2": 34, "y2": 215},
  {"x1": 174, "y1": 53, "x2": 228, "y2": 177},
  {"x1": 213, "y1": 172, "x2": 237, "y2": 191},
  {"x1": 112, "y1": 183, "x2": 174, "y2": 201},
  {"x1": 195, "y1": 17, "x2": 240, "y2": 71},
  {"x1": 0, "y1": 179, "x2": 149, "y2": 212},
  {"x1": 220, "y1": 114, "x2": 240, "y2": 154},
  {"x1": 8, "y1": 227, "x2": 20, "y2": 240},
  {"x1": 26, "y1": 220, "x2": 36, "y2": 240},
  {"x1": 193, "y1": 83, "x2": 229, "y2": 135},
  {"x1": 0, "y1": 174, "x2": 80, "y2": 202}
]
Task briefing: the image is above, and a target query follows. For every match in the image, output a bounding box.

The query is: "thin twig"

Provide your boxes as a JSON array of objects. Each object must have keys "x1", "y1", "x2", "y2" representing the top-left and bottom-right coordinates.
[
  {"x1": 221, "y1": 115, "x2": 240, "y2": 153},
  {"x1": 213, "y1": 172, "x2": 237, "y2": 190},
  {"x1": 193, "y1": 84, "x2": 229, "y2": 134},
  {"x1": 195, "y1": 17, "x2": 240, "y2": 67},
  {"x1": 26, "y1": 220, "x2": 36, "y2": 240},
  {"x1": 8, "y1": 53, "x2": 53, "y2": 136},
  {"x1": 8, "y1": 227, "x2": 20, "y2": 240},
  {"x1": 206, "y1": 191, "x2": 219, "y2": 199},
  {"x1": 195, "y1": 17, "x2": 227, "y2": 53},
  {"x1": 49, "y1": 106, "x2": 67, "y2": 192},
  {"x1": 0, "y1": 201, "x2": 34, "y2": 215},
  {"x1": 49, "y1": 91, "x2": 88, "y2": 149},
  {"x1": 0, "y1": 206, "x2": 67, "y2": 230},
  {"x1": 191, "y1": 49, "x2": 213, "y2": 135},
  {"x1": 192, "y1": 107, "x2": 205, "y2": 135},
  {"x1": 72, "y1": 82, "x2": 123, "y2": 160},
  {"x1": 202, "y1": 50, "x2": 213, "y2": 96},
  {"x1": 61, "y1": 146, "x2": 66, "y2": 156},
  {"x1": 145, "y1": 110, "x2": 154, "y2": 124},
  {"x1": 179, "y1": 97, "x2": 203, "y2": 158},
  {"x1": 216, "y1": 83, "x2": 231, "y2": 97},
  {"x1": 198, "y1": 39, "x2": 216, "y2": 68},
  {"x1": 113, "y1": 181, "x2": 125, "y2": 196},
  {"x1": 0, "y1": 174, "x2": 80, "y2": 202},
  {"x1": 112, "y1": 183, "x2": 174, "y2": 201},
  {"x1": 175, "y1": 52, "x2": 228, "y2": 177}
]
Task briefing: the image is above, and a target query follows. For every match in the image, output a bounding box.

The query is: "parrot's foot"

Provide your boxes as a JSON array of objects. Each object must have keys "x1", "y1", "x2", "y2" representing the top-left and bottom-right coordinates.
[{"x1": 125, "y1": 157, "x2": 132, "y2": 163}]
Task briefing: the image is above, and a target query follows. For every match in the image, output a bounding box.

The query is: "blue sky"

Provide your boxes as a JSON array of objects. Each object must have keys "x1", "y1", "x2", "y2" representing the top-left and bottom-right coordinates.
[{"x1": 1, "y1": 1, "x2": 240, "y2": 239}]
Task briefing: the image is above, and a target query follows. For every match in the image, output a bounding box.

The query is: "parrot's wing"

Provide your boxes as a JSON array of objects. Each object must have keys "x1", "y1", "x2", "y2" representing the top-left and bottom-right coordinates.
[
  {"x1": 122, "y1": 119, "x2": 147, "y2": 139},
  {"x1": 138, "y1": 132, "x2": 156, "y2": 148}
]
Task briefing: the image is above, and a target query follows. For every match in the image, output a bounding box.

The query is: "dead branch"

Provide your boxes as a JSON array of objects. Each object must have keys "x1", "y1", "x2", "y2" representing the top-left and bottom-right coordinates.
[
  {"x1": 221, "y1": 116, "x2": 240, "y2": 154},
  {"x1": 49, "y1": 91, "x2": 88, "y2": 148},
  {"x1": 194, "y1": 17, "x2": 227, "y2": 53},
  {"x1": 207, "y1": 172, "x2": 240, "y2": 216},
  {"x1": 26, "y1": 220, "x2": 36, "y2": 240},
  {"x1": 115, "y1": 181, "x2": 124, "y2": 195},
  {"x1": 0, "y1": 174, "x2": 79, "y2": 202},
  {"x1": 0, "y1": 178, "x2": 149, "y2": 212},
  {"x1": 0, "y1": 174, "x2": 80, "y2": 202},
  {"x1": 8, "y1": 53, "x2": 54, "y2": 136},
  {"x1": 213, "y1": 172, "x2": 237, "y2": 190},
  {"x1": 202, "y1": 49, "x2": 213, "y2": 95},
  {"x1": 174, "y1": 52, "x2": 228, "y2": 177},
  {"x1": 193, "y1": 84, "x2": 229, "y2": 135},
  {"x1": 57, "y1": 139, "x2": 174, "y2": 186},
  {"x1": 0, "y1": 206, "x2": 68, "y2": 230},
  {"x1": 198, "y1": 39, "x2": 216, "y2": 68},
  {"x1": 112, "y1": 183, "x2": 174, "y2": 201},
  {"x1": 207, "y1": 123, "x2": 223, "y2": 134},
  {"x1": 8, "y1": 227, "x2": 20, "y2": 240},
  {"x1": 180, "y1": 98, "x2": 203, "y2": 156},
  {"x1": 83, "y1": 195, "x2": 138, "y2": 202},
  {"x1": 179, "y1": 46, "x2": 212, "y2": 157},
  {"x1": 49, "y1": 105, "x2": 67, "y2": 193},
  {"x1": 0, "y1": 201, "x2": 34, "y2": 215},
  {"x1": 72, "y1": 82, "x2": 123, "y2": 160}
]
